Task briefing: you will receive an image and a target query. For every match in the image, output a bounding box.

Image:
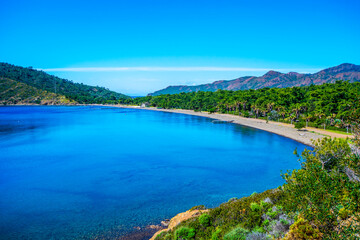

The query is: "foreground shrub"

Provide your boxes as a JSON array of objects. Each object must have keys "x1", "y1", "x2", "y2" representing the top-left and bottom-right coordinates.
[
  {"x1": 282, "y1": 138, "x2": 360, "y2": 236},
  {"x1": 211, "y1": 227, "x2": 222, "y2": 240},
  {"x1": 199, "y1": 213, "x2": 211, "y2": 227},
  {"x1": 283, "y1": 217, "x2": 322, "y2": 240},
  {"x1": 224, "y1": 226, "x2": 249, "y2": 240},
  {"x1": 175, "y1": 227, "x2": 196, "y2": 240}
]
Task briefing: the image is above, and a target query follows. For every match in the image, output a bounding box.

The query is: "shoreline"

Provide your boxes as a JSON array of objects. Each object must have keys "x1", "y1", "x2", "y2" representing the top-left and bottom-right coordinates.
[
  {"x1": 112, "y1": 105, "x2": 329, "y2": 147},
  {"x1": 6, "y1": 104, "x2": 352, "y2": 146}
]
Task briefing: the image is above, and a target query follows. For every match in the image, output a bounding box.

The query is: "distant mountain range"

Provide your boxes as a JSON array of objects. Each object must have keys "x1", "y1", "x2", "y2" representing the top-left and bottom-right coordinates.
[
  {"x1": 149, "y1": 63, "x2": 360, "y2": 96},
  {"x1": 0, "y1": 62, "x2": 129, "y2": 104}
]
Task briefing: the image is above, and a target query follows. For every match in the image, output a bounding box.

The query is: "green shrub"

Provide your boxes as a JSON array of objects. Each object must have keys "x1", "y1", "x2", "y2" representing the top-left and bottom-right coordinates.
[
  {"x1": 280, "y1": 219, "x2": 289, "y2": 225},
  {"x1": 199, "y1": 213, "x2": 211, "y2": 227},
  {"x1": 260, "y1": 200, "x2": 270, "y2": 209},
  {"x1": 175, "y1": 227, "x2": 196, "y2": 240},
  {"x1": 266, "y1": 209, "x2": 279, "y2": 219},
  {"x1": 262, "y1": 219, "x2": 270, "y2": 227},
  {"x1": 223, "y1": 226, "x2": 249, "y2": 240},
  {"x1": 294, "y1": 121, "x2": 305, "y2": 130},
  {"x1": 252, "y1": 226, "x2": 265, "y2": 233},
  {"x1": 250, "y1": 202, "x2": 261, "y2": 212},
  {"x1": 211, "y1": 227, "x2": 222, "y2": 240},
  {"x1": 338, "y1": 207, "x2": 351, "y2": 220},
  {"x1": 283, "y1": 217, "x2": 322, "y2": 240}
]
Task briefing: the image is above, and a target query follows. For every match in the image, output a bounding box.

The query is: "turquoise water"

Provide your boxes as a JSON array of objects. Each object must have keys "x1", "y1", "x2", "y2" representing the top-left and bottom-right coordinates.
[{"x1": 0, "y1": 106, "x2": 307, "y2": 239}]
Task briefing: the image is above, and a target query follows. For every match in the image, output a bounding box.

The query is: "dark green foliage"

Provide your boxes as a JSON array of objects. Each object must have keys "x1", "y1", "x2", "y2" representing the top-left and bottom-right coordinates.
[
  {"x1": 0, "y1": 62, "x2": 129, "y2": 104},
  {"x1": 294, "y1": 121, "x2": 305, "y2": 130},
  {"x1": 0, "y1": 77, "x2": 71, "y2": 104},
  {"x1": 282, "y1": 138, "x2": 360, "y2": 238},
  {"x1": 175, "y1": 227, "x2": 196, "y2": 240},
  {"x1": 126, "y1": 81, "x2": 360, "y2": 131},
  {"x1": 198, "y1": 214, "x2": 211, "y2": 227}
]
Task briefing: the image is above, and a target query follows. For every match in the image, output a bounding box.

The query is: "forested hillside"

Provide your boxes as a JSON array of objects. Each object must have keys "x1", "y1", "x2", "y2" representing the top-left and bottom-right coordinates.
[
  {"x1": 124, "y1": 81, "x2": 360, "y2": 132},
  {"x1": 0, "y1": 78, "x2": 73, "y2": 105},
  {"x1": 0, "y1": 62, "x2": 129, "y2": 104}
]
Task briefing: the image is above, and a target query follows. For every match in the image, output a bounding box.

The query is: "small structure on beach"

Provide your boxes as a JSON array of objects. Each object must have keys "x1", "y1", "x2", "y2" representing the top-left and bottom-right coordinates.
[{"x1": 141, "y1": 102, "x2": 150, "y2": 108}]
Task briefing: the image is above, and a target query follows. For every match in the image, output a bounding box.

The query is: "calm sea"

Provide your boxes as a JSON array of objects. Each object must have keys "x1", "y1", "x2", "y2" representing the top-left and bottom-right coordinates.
[{"x1": 0, "y1": 106, "x2": 307, "y2": 239}]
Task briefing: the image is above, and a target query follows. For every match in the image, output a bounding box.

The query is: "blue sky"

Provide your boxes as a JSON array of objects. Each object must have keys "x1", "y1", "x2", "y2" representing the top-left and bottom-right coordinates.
[{"x1": 1, "y1": 0, "x2": 359, "y2": 95}]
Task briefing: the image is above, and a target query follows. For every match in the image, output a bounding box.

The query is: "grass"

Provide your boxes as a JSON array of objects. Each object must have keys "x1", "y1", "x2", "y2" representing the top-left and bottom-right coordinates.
[{"x1": 324, "y1": 129, "x2": 353, "y2": 135}]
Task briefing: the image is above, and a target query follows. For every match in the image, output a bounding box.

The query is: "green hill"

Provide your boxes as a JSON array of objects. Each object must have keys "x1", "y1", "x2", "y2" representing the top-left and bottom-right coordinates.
[
  {"x1": 0, "y1": 62, "x2": 130, "y2": 104},
  {"x1": 0, "y1": 77, "x2": 73, "y2": 105}
]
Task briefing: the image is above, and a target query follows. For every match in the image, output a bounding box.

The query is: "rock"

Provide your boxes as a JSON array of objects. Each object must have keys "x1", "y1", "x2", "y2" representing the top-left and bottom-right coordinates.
[
  {"x1": 147, "y1": 225, "x2": 162, "y2": 230},
  {"x1": 344, "y1": 166, "x2": 360, "y2": 182},
  {"x1": 272, "y1": 206, "x2": 279, "y2": 212},
  {"x1": 263, "y1": 197, "x2": 273, "y2": 204},
  {"x1": 161, "y1": 220, "x2": 170, "y2": 227}
]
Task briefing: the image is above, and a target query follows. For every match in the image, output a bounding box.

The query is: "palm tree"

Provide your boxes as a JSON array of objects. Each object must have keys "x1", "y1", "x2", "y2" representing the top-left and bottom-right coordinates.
[
  {"x1": 305, "y1": 114, "x2": 312, "y2": 128},
  {"x1": 252, "y1": 104, "x2": 261, "y2": 118},
  {"x1": 292, "y1": 104, "x2": 302, "y2": 119},
  {"x1": 267, "y1": 102, "x2": 275, "y2": 112}
]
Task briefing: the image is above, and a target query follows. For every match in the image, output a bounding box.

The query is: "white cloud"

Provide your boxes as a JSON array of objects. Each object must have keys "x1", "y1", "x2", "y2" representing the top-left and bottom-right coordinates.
[{"x1": 39, "y1": 67, "x2": 320, "y2": 73}]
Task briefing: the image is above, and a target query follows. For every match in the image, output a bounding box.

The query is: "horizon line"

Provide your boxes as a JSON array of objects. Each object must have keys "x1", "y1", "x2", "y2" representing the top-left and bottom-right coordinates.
[{"x1": 38, "y1": 67, "x2": 322, "y2": 73}]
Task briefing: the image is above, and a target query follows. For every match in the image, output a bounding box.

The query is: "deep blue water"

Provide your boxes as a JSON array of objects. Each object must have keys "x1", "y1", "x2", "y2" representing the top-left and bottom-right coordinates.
[{"x1": 0, "y1": 106, "x2": 308, "y2": 239}]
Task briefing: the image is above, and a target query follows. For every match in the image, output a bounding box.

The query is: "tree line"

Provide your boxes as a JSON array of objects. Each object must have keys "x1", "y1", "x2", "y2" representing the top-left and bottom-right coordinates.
[{"x1": 122, "y1": 81, "x2": 360, "y2": 132}]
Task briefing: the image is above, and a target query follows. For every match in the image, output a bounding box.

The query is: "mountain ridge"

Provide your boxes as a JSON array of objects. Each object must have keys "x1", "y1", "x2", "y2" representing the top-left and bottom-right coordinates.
[{"x1": 149, "y1": 63, "x2": 360, "y2": 96}]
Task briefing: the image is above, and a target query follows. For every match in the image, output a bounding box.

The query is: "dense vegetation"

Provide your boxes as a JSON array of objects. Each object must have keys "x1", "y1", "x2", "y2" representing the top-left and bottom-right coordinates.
[
  {"x1": 0, "y1": 77, "x2": 73, "y2": 105},
  {"x1": 123, "y1": 81, "x2": 360, "y2": 132},
  {"x1": 155, "y1": 126, "x2": 360, "y2": 240},
  {"x1": 0, "y1": 62, "x2": 129, "y2": 104}
]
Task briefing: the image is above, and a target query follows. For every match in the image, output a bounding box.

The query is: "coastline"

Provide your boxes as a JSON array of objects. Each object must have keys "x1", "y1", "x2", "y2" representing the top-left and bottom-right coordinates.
[{"x1": 112, "y1": 105, "x2": 330, "y2": 147}]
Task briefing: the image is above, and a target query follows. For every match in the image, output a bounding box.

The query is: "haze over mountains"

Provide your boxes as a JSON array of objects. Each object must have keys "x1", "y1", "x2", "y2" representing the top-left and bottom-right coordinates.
[{"x1": 149, "y1": 63, "x2": 360, "y2": 96}]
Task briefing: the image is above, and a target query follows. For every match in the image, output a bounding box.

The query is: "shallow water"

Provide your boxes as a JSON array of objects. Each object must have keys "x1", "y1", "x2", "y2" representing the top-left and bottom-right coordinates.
[{"x1": 0, "y1": 106, "x2": 307, "y2": 239}]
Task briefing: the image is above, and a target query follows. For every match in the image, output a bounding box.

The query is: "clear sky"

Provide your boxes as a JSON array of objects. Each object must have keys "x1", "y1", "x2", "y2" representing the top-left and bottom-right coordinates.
[{"x1": 1, "y1": 0, "x2": 359, "y2": 95}]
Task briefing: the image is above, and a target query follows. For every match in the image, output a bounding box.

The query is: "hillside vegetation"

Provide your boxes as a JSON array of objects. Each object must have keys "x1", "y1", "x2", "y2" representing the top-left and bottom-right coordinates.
[
  {"x1": 124, "y1": 81, "x2": 360, "y2": 132},
  {"x1": 0, "y1": 77, "x2": 73, "y2": 105},
  {"x1": 154, "y1": 131, "x2": 360, "y2": 240},
  {"x1": 0, "y1": 62, "x2": 129, "y2": 104}
]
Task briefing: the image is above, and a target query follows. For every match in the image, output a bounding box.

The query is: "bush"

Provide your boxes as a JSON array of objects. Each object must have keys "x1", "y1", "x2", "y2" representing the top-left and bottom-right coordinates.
[
  {"x1": 338, "y1": 207, "x2": 351, "y2": 220},
  {"x1": 250, "y1": 202, "x2": 261, "y2": 212},
  {"x1": 252, "y1": 226, "x2": 265, "y2": 233},
  {"x1": 211, "y1": 227, "x2": 222, "y2": 240},
  {"x1": 199, "y1": 213, "x2": 211, "y2": 227},
  {"x1": 266, "y1": 209, "x2": 279, "y2": 219},
  {"x1": 294, "y1": 121, "x2": 305, "y2": 130},
  {"x1": 262, "y1": 219, "x2": 270, "y2": 227},
  {"x1": 224, "y1": 226, "x2": 249, "y2": 240},
  {"x1": 283, "y1": 218, "x2": 322, "y2": 240},
  {"x1": 175, "y1": 227, "x2": 196, "y2": 240}
]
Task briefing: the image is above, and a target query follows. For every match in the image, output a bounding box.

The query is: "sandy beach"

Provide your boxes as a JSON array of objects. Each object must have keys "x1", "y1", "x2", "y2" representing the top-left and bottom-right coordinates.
[{"x1": 113, "y1": 105, "x2": 352, "y2": 147}]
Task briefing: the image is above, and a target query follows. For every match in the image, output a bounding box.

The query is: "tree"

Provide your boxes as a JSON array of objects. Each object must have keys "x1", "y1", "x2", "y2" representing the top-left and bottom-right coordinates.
[
  {"x1": 282, "y1": 138, "x2": 360, "y2": 237},
  {"x1": 294, "y1": 121, "x2": 305, "y2": 130}
]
